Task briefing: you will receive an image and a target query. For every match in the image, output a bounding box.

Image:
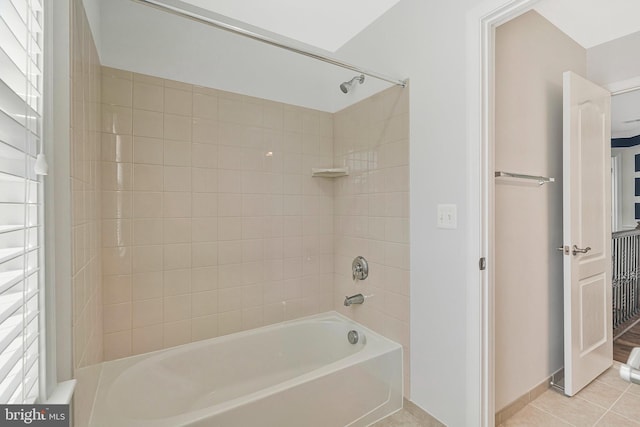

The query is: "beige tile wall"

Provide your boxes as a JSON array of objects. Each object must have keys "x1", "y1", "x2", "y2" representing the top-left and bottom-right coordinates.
[
  {"x1": 99, "y1": 68, "x2": 411, "y2": 396},
  {"x1": 71, "y1": 0, "x2": 103, "y2": 370},
  {"x1": 332, "y1": 85, "x2": 410, "y2": 396},
  {"x1": 100, "y1": 68, "x2": 335, "y2": 359}
]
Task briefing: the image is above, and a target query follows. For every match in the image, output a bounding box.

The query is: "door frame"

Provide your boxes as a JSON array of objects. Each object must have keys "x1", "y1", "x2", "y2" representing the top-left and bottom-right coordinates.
[
  {"x1": 467, "y1": 1, "x2": 542, "y2": 424},
  {"x1": 468, "y1": 1, "x2": 640, "y2": 425}
]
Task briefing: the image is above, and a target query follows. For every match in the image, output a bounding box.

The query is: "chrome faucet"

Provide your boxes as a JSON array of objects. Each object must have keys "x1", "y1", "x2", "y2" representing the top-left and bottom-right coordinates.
[{"x1": 344, "y1": 294, "x2": 364, "y2": 306}]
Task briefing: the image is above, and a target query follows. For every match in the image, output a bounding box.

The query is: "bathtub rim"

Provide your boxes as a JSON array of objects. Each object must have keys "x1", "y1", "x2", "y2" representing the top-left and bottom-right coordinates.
[
  {"x1": 100, "y1": 310, "x2": 401, "y2": 368},
  {"x1": 89, "y1": 311, "x2": 403, "y2": 426}
]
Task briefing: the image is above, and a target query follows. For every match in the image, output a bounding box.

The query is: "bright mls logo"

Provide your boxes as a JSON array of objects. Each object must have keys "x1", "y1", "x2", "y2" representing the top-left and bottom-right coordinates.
[{"x1": 0, "y1": 405, "x2": 69, "y2": 426}]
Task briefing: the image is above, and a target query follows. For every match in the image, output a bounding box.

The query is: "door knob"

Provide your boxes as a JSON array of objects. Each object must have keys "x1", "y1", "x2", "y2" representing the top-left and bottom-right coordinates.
[{"x1": 572, "y1": 245, "x2": 591, "y2": 256}]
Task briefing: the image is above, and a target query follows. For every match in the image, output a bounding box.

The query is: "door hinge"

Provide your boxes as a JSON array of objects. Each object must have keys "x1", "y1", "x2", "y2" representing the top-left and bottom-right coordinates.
[{"x1": 479, "y1": 257, "x2": 486, "y2": 271}]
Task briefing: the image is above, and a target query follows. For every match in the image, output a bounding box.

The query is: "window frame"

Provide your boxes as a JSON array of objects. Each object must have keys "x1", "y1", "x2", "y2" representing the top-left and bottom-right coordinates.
[{"x1": 41, "y1": 0, "x2": 75, "y2": 403}]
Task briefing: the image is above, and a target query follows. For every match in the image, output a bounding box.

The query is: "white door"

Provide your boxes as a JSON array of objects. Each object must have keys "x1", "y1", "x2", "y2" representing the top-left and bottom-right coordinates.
[{"x1": 562, "y1": 71, "x2": 612, "y2": 396}]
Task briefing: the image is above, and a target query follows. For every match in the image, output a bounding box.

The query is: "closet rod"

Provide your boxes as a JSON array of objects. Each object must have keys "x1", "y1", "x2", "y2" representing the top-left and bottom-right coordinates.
[{"x1": 494, "y1": 171, "x2": 555, "y2": 185}]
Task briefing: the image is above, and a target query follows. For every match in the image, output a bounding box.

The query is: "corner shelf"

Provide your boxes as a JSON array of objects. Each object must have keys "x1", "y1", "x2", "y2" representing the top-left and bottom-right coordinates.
[{"x1": 311, "y1": 168, "x2": 349, "y2": 178}]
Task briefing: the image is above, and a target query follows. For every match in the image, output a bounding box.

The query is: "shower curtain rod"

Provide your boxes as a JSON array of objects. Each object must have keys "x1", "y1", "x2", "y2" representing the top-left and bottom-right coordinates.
[{"x1": 132, "y1": 0, "x2": 408, "y2": 88}]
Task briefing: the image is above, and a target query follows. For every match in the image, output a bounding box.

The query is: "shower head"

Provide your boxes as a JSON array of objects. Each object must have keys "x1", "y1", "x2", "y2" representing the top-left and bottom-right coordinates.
[{"x1": 340, "y1": 74, "x2": 365, "y2": 93}]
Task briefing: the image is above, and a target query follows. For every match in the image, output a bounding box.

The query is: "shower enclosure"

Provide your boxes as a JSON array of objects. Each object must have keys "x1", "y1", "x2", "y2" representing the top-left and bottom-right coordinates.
[{"x1": 73, "y1": 0, "x2": 412, "y2": 423}]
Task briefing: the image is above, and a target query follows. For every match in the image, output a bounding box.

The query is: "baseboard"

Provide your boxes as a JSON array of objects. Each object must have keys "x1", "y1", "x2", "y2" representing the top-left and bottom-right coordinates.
[
  {"x1": 494, "y1": 377, "x2": 551, "y2": 426},
  {"x1": 403, "y1": 398, "x2": 446, "y2": 426},
  {"x1": 614, "y1": 314, "x2": 640, "y2": 340}
]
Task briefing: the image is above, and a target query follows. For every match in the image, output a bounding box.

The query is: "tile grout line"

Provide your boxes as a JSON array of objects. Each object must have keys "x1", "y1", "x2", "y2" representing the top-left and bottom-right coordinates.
[
  {"x1": 528, "y1": 401, "x2": 577, "y2": 427},
  {"x1": 603, "y1": 383, "x2": 640, "y2": 426},
  {"x1": 524, "y1": 367, "x2": 636, "y2": 427},
  {"x1": 583, "y1": 380, "x2": 631, "y2": 426},
  {"x1": 530, "y1": 384, "x2": 619, "y2": 427},
  {"x1": 610, "y1": 411, "x2": 640, "y2": 426},
  {"x1": 590, "y1": 408, "x2": 609, "y2": 425}
]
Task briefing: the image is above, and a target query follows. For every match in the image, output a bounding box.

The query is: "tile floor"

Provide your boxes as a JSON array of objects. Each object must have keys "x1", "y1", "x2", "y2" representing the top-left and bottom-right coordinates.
[
  {"x1": 371, "y1": 399, "x2": 446, "y2": 427},
  {"x1": 614, "y1": 319, "x2": 640, "y2": 363},
  {"x1": 372, "y1": 409, "x2": 427, "y2": 427},
  {"x1": 502, "y1": 363, "x2": 640, "y2": 426},
  {"x1": 373, "y1": 362, "x2": 639, "y2": 426}
]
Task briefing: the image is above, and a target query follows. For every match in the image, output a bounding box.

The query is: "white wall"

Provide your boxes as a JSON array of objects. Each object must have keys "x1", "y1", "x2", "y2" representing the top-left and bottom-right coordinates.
[
  {"x1": 494, "y1": 11, "x2": 585, "y2": 410},
  {"x1": 49, "y1": 0, "x2": 73, "y2": 391},
  {"x1": 587, "y1": 30, "x2": 640, "y2": 86},
  {"x1": 612, "y1": 146, "x2": 640, "y2": 230},
  {"x1": 589, "y1": 31, "x2": 640, "y2": 231},
  {"x1": 334, "y1": 1, "x2": 477, "y2": 424}
]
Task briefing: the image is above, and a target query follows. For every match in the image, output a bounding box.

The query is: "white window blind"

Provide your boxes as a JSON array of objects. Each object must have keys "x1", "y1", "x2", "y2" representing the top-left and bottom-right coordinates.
[{"x1": 0, "y1": 0, "x2": 43, "y2": 404}]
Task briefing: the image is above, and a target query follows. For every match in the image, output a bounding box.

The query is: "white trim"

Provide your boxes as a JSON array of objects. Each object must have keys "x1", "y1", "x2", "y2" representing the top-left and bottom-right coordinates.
[
  {"x1": 467, "y1": 1, "x2": 541, "y2": 425},
  {"x1": 40, "y1": 0, "x2": 54, "y2": 401},
  {"x1": 43, "y1": 379, "x2": 76, "y2": 405},
  {"x1": 611, "y1": 153, "x2": 621, "y2": 232},
  {"x1": 605, "y1": 76, "x2": 640, "y2": 95},
  {"x1": 471, "y1": 3, "x2": 640, "y2": 423},
  {"x1": 46, "y1": 0, "x2": 73, "y2": 390},
  {"x1": 40, "y1": 0, "x2": 73, "y2": 401}
]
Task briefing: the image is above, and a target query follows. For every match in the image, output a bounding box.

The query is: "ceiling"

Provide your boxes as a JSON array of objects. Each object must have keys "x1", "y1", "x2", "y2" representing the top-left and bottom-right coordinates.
[
  {"x1": 148, "y1": 0, "x2": 640, "y2": 119},
  {"x1": 92, "y1": 0, "x2": 640, "y2": 118},
  {"x1": 180, "y1": 0, "x2": 402, "y2": 52},
  {"x1": 534, "y1": 0, "x2": 640, "y2": 138},
  {"x1": 534, "y1": 0, "x2": 640, "y2": 49}
]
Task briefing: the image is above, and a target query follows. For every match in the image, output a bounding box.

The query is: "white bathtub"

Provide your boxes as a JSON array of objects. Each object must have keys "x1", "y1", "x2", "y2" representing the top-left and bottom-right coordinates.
[{"x1": 89, "y1": 312, "x2": 403, "y2": 426}]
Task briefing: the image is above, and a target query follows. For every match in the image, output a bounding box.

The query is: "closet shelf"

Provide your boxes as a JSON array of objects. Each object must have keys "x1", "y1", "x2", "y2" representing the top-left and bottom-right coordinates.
[
  {"x1": 495, "y1": 171, "x2": 554, "y2": 185},
  {"x1": 311, "y1": 168, "x2": 349, "y2": 178}
]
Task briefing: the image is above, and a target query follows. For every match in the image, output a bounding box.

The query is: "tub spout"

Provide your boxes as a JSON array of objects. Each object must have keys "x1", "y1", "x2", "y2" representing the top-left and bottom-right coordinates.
[{"x1": 344, "y1": 294, "x2": 364, "y2": 306}]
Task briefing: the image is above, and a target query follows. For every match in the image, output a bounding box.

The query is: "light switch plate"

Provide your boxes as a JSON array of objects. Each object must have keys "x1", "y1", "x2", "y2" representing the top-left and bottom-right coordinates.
[{"x1": 437, "y1": 204, "x2": 457, "y2": 229}]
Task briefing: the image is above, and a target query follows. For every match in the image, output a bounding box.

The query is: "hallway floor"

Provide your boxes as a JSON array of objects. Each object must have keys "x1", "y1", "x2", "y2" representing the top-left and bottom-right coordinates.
[
  {"x1": 615, "y1": 320, "x2": 640, "y2": 363},
  {"x1": 502, "y1": 363, "x2": 640, "y2": 426}
]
